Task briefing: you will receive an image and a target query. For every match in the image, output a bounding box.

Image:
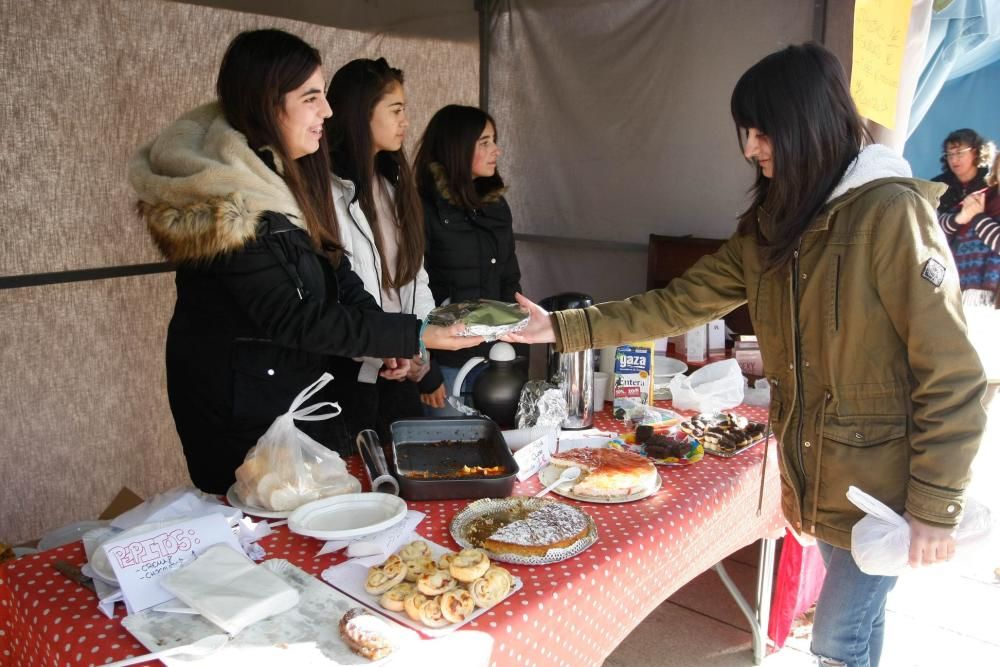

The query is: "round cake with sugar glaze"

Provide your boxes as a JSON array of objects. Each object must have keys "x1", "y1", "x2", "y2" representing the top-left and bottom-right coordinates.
[{"x1": 481, "y1": 502, "x2": 590, "y2": 557}]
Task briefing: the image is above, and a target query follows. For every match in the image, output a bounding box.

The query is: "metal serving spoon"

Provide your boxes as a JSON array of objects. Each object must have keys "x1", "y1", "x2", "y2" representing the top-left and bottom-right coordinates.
[
  {"x1": 103, "y1": 633, "x2": 229, "y2": 667},
  {"x1": 535, "y1": 466, "x2": 582, "y2": 497}
]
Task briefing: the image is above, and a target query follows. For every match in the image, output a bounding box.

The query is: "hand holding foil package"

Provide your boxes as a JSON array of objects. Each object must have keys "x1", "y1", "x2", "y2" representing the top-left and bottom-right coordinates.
[{"x1": 427, "y1": 299, "x2": 530, "y2": 342}]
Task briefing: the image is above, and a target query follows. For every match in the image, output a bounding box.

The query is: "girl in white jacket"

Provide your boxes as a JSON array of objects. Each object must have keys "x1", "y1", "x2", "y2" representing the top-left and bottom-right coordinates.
[{"x1": 325, "y1": 57, "x2": 445, "y2": 441}]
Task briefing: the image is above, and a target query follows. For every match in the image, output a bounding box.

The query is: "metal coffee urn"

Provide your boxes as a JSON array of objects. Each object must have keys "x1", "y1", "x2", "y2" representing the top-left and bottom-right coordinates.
[{"x1": 539, "y1": 292, "x2": 594, "y2": 429}]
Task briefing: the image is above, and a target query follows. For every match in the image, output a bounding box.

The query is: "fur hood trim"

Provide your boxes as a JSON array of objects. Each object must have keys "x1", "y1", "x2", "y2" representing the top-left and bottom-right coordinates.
[
  {"x1": 827, "y1": 144, "x2": 912, "y2": 203},
  {"x1": 128, "y1": 102, "x2": 303, "y2": 262},
  {"x1": 428, "y1": 162, "x2": 505, "y2": 207}
]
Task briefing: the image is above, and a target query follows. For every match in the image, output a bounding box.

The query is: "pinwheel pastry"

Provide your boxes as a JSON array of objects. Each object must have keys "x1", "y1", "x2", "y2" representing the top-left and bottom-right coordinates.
[
  {"x1": 440, "y1": 589, "x2": 476, "y2": 623},
  {"x1": 418, "y1": 596, "x2": 452, "y2": 628},
  {"x1": 416, "y1": 569, "x2": 458, "y2": 596},
  {"x1": 364, "y1": 554, "x2": 407, "y2": 595},
  {"x1": 449, "y1": 548, "x2": 491, "y2": 582},
  {"x1": 402, "y1": 556, "x2": 436, "y2": 583},
  {"x1": 378, "y1": 582, "x2": 415, "y2": 612},
  {"x1": 468, "y1": 568, "x2": 513, "y2": 608}
]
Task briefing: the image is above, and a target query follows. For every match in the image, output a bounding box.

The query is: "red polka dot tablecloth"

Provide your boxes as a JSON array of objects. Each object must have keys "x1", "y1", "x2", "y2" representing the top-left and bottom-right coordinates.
[{"x1": 0, "y1": 402, "x2": 782, "y2": 667}]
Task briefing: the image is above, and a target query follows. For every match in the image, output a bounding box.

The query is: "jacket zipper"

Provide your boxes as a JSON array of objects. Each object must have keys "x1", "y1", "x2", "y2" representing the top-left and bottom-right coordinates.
[
  {"x1": 349, "y1": 199, "x2": 383, "y2": 309},
  {"x1": 834, "y1": 255, "x2": 841, "y2": 331},
  {"x1": 791, "y1": 246, "x2": 808, "y2": 514}
]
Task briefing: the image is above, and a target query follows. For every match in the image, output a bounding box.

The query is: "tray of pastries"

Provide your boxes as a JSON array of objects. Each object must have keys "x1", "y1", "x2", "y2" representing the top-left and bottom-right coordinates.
[
  {"x1": 451, "y1": 497, "x2": 597, "y2": 565},
  {"x1": 322, "y1": 539, "x2": 521, "y2": 637},
  {"x1": 678, "y1": 412, "x2": 767, "y2": 457}
]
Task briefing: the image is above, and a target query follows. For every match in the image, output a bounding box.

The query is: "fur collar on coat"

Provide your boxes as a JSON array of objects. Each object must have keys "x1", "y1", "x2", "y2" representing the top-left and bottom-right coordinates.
[
  {"x1": 128, "y1": 102, "x2": 303, "y2": 263},
  {"x1": 428, "y1": 162, "x2": 505, "y2": 209}
]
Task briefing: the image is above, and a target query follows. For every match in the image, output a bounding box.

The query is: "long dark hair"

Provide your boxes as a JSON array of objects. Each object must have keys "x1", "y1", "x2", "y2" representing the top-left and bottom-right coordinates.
[
  {"x1": 939, "y1": 128, "x2": 995, "y2": 172},
  {"x1": 414, "y1": 104, "x2": 505, "y2": 211},
  {"x1": 731, "y1": 42, "x2": 866, "y2": 271},
  {"x1": 217, "y1": 29, "x2": 341, "y2": 261},
  {"x1": 325, "y1": 58, "x2": 423, "y2": 289}
]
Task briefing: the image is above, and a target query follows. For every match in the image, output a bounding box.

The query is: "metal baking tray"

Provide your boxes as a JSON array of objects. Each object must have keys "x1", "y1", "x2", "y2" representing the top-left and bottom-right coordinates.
[{"x1": 389, "y1": 418, "x2": 518, "y2": 501}]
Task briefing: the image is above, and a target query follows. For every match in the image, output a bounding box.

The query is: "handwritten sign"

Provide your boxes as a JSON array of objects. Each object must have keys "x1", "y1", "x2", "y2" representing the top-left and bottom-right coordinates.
[
  {"x1": 514, "y1": 436, "x2": 552, "y2": 481},
  {"x1": 850, "y1": 0, "x2": 913, "y2": 129},
  {"x1": 103, "y1": 513, "x2": 241, "y2": 614}
]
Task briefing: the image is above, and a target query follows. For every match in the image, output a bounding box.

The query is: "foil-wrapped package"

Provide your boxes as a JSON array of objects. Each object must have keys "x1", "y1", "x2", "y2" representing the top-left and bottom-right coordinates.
[
  {"x1": 427, "y1": 299, "x2": 530, "y2": 342},
  {"x1": 515, "y1": 380, "x2": 568, "y2": 429}
]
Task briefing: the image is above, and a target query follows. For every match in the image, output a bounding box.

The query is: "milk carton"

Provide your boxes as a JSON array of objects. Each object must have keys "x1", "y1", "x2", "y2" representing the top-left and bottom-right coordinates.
[{"x1": 613, "y1": 342, "x2": 655, "y2": 411}]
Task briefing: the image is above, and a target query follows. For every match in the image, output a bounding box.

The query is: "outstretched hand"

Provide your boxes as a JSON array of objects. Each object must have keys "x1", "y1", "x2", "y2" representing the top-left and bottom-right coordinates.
[
  {"x1": 500, "y1": 293, "x2": 556, "y2": 345},
  {"x1": 956, "y1": 190, "x2": 986, "y2": 225},
  {"x1": 379, "y1": 357, "x2": 410, "y2": 381},
  {"x1": 905, "y1": 512, "x2": 956, "y2": 567},
  {"x1": 422, "y1": 322, "x2": 485, "y2": 351}
]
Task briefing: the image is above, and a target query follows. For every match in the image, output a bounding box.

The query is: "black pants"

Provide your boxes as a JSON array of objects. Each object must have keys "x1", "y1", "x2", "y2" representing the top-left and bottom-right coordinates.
[{"x1": 340, "y1": 376, "x2": 424, "y2": 447}]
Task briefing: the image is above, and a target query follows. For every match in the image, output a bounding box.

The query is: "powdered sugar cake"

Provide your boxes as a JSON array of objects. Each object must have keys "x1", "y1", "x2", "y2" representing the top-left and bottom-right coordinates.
[
  {"x1": 480, "y1": 502, "x2": 590, "y2": 557},
  {"x1": 549, "y1": 447, "x2": 658, "y2": 498}
]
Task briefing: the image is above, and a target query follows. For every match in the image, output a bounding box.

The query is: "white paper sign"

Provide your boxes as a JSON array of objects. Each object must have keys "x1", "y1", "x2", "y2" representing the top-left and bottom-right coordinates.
[
  {"x1": 514, "y1": 437, "x2": 551, "y2": 481},
  {"x1": 103, "y1": 513, "x2": 241, "y2": 614}
]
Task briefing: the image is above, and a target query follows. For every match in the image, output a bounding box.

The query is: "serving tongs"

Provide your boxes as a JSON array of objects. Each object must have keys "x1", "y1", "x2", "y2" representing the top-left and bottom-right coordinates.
[{"x1": 356, "y1": 430, "x2": 400, "y2": 495}]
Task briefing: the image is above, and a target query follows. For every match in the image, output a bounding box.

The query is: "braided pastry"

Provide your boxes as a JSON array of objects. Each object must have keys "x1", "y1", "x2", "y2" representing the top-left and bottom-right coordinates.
[
  {"x1": 449, "y1": 548, "x2": 490, "y2": 582},
  {"x1": 439, "y1": 589, "x2": 475, "y2": 623},
  {"x1": 416, "y1": 569, "x2": 458, "y2": 596},
  {"x1": 339, "y1": 607, "x2": 393, "y2": 660}
]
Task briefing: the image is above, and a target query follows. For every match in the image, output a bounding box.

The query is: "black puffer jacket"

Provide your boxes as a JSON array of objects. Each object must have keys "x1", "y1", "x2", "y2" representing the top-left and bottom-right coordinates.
[
  {"x1": 421, "y1": 163, "x2": 523, "y2": 367},
  {"x1": 129, "y1": 103, "x2": 419, "y2": 492}
]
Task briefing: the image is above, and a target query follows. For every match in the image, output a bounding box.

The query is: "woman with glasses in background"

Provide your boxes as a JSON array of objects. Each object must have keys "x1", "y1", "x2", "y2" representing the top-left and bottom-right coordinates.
[{"x1": 932, "y1": 128, "x2": 994, "y2": 215}]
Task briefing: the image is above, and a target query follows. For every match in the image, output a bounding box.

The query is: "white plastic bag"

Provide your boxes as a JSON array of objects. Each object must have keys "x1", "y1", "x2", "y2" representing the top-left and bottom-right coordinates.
[
  {"x1": 233, "y1": 373, "x2": 361, "y2": 511},
  {"x1": 668, "y1": 358, "x2": 745, "y2": 412},
  {"x1": 847, "y1": 485, "x2": 994, "y2": 576}
]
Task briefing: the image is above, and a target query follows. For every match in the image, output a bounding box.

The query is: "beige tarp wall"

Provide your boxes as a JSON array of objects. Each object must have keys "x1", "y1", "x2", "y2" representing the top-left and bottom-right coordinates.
[
  {"x1": 492, "y1": 0, "x2": 817, "y2": 304},
  {"x1": 0, "y1": 0, "x2": 477, "y2": 544}
]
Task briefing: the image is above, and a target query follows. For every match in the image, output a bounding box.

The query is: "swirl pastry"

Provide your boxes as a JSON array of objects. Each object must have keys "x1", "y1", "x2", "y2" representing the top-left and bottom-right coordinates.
[
  {"x1": 418, "y1": 596, "x2": 451, "y2": 628},
  {"x1": 403, "y1": 556, "x2": 436, "y2": 583},
  {"x1": 437, "y1": 551, "x2": 457, "y2": 571},
  {"x1": 440, "y1": 589, "x2": 475, "y2": 623},
  {"x1": 483, "y1": 565, "x2": 514, "y2": 589},
  {"x1": 449, "y1": 548, "x2": 490, "y2": 582},
  {"x1": 379, "y1": 582, "x2": 415, "y2": 612},
  {"x1": 403, "y1": 592, "x2": 429, "y2": 622},
  {"x1": 468, "y1": 571, "x2": 511, "y2": 608},
  {"x1": 398, "y1": 540, "x2": 431, "y2": 561},
  {"x1": 364, "y1": 555, "x2": 407, "y2": 595},
  {"x1": 417, "y1": 569, "x2": 458, "y2": 596}
]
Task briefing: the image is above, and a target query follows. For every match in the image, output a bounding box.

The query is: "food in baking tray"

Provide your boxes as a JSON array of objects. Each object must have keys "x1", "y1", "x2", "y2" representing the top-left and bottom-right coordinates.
[
  {"x1": 365, "y1": 541, "x2": 514, "y2": 629},
  {"x1": 548, "y1": 447, "x2": 658, "y2": 497},
  {"x1": 679, "y1": 412, "x2": 767, "y2": 455}
]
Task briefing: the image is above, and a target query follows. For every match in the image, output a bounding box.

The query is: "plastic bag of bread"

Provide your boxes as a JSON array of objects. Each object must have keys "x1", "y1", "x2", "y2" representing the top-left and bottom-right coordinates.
[{"x1": 233, "y1": 373, "x2": 361, "y2": 511}]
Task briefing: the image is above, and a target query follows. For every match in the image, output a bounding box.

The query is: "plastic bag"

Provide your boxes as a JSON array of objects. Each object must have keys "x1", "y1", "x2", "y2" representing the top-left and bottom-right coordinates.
[
  {"x1": 847, "y1": 485, "x2": 994, "y2": 576},
  {"x1": 742, "y1": 377, "x2": 771, "y2": 407},
  {"x1": 233, "y1": 373, "x2": 361, "y2": 511},
  {"x1": 668, "y1": 358, "x2": 745, "y2": 412}
]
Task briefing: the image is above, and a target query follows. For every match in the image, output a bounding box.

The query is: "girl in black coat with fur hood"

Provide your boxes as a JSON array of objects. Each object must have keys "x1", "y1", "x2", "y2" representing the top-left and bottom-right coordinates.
[{"x1": 129, "y1": 30, "x2": 479, "y2": 493}]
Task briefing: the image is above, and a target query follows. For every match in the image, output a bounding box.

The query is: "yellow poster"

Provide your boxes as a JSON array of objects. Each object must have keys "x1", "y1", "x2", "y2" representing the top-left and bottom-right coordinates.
[{"x1": 850, "y1": 0, "x2": 913, "y2": 129}]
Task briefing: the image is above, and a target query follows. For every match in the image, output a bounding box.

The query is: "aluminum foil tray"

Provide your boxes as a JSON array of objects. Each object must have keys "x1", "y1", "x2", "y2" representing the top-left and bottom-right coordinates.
[{"x1": 449, "y1": 497, "x2": 598, "y2": 566}]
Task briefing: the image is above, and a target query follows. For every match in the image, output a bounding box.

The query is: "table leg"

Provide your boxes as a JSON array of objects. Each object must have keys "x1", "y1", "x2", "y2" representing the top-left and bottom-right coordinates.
[{"x1": 712, "y1": 536, "x2": 777, "y2": 666}]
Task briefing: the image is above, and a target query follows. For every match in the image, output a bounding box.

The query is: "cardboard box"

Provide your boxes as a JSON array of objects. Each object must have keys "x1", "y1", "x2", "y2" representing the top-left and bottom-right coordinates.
[
  {"x1": 734, "y1": 335, "x2": 763, "y2": 378},
  {"x1": 674, "y1": 326, "x2": 707, "y2": 362},
  {"x1": 707, "y1": 319, "x2": 726, "y2": 353}
]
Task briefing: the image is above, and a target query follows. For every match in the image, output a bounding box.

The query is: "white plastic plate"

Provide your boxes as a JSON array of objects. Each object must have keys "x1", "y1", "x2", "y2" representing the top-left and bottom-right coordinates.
[{"x1": 288, "y1": 493, "x2": 407, "y2": 541}]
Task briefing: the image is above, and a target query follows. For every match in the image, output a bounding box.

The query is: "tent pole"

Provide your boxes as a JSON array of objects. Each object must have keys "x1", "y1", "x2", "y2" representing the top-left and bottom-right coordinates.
[
  {"x1": 813, "y1": 0, "x2": 828, "y2": 43},
  {"x1": 476, "y1": 0, "x2": 491, "y2": 111}
]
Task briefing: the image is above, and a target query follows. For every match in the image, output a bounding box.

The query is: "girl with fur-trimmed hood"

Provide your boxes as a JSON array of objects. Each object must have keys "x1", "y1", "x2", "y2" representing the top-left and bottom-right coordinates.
[{"x1": 128, "y1": 30, "x2": 479, "y2": 493}]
